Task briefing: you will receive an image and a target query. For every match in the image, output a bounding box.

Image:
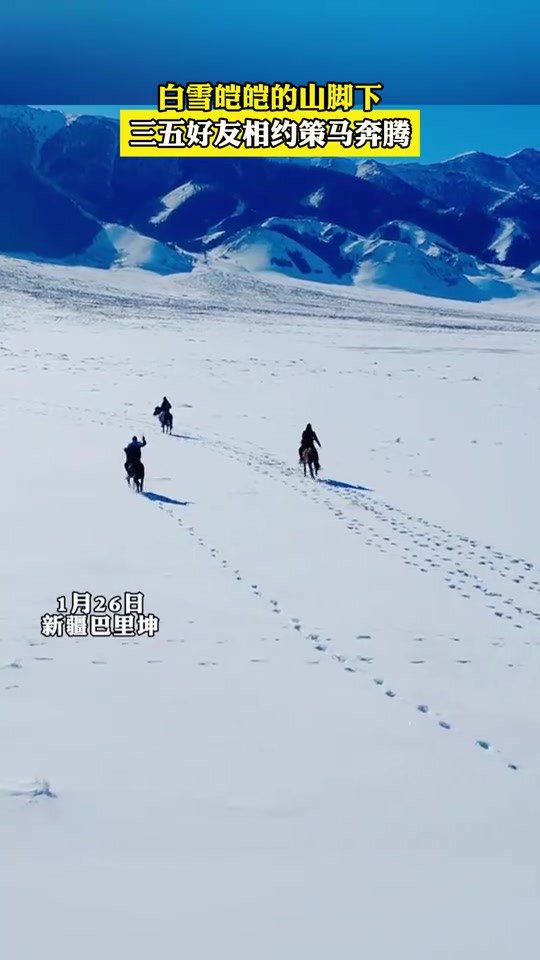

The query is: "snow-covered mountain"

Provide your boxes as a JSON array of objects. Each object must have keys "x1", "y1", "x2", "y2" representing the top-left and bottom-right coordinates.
[{"x1": 0, "y1": 105, "x2": 540, "y2": 302}]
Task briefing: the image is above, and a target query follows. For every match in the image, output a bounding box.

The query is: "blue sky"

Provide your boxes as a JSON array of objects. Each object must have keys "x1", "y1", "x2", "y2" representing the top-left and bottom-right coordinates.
[
  {"x1": 10, "y1": 0, "x2": 540, "y2": 105},
  {"x1": 35, "y1": 104, "x2": 540, "y2": 165}
]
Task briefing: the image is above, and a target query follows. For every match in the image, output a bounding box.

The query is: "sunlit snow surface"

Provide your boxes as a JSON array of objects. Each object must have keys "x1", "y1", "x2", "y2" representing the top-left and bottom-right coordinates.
[{"x1": 1, "y1": 256, "x2": 539, "y2": 960}]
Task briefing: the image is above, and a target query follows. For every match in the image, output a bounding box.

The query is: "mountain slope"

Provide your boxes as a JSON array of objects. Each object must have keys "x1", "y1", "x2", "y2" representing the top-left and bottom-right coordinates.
[
  {"x1": 0, "y1": 106, "x2": 539, "y2": 301},
  {"x1": 0, "y1": 109, "x2": 102, "y2": 259}
]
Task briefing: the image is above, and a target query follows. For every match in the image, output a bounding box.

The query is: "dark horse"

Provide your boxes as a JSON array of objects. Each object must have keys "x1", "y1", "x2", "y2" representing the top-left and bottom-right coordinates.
[
  {"x1": 154, "y1": 409, "x2": 173, "y2": 434},
  {"x1": 301, "y1": 446, "x2": 320, "y2": 479},
  {"x1": 126, "y1": 460, "x2": 145, "y2": 493}
]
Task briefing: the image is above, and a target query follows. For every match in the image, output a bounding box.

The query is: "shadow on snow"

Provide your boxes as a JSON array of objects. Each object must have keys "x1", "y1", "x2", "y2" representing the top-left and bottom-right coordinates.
[
  {"x1": 141, "y1": 491, "x2": 190, "y2": 506},
  {"x1": 170, "y1": 433, "x2": 200, "y2": 441},
  {"x1": 321, "y1": 478, "x2": 372, "y2": 492}
]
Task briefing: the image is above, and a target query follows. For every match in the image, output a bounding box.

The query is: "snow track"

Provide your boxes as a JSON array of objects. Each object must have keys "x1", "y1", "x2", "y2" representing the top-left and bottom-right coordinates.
[
  {"x1": 3, "y1": 392, "x2": 537, "y2": 774},
  {"x1": 152, "y1": 490, "x2": 522, "y2": 773}
]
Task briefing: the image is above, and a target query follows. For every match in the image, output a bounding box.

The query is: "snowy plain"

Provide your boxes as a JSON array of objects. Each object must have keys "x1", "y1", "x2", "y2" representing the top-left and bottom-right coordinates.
[{"x1": 1, "y1": 255, "x2": 540, "y2": 959}]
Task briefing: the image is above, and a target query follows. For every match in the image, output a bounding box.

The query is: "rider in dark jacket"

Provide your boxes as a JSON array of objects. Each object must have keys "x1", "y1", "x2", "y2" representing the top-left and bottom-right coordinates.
[
  {"x1": 159, "y1": 397, "x2": 172, "y2": 414},
  {"x1": 298, "y1": 423, "x2": 321, "y2": 469},
  {"x1": 124, "y1": 436, "x2": 146, "y2": 475}
]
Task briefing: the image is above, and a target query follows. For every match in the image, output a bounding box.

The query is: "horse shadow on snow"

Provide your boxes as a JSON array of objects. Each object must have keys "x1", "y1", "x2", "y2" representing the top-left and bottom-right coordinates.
[
  {"x1": 320, "y1": 478, "x2": 372, "y2": 493},
  {"x1": 141, "y1": 491, "x2": 190, "y2": 507}
]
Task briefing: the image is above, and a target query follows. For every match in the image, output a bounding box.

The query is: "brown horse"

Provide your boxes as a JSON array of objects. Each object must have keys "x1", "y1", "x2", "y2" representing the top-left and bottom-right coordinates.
[{"x1": 301, "y1": 446, "x2": 320, "y2": 479}]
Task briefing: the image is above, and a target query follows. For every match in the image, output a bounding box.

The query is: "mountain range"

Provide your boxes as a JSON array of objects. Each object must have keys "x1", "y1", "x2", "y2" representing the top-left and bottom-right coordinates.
[{"x1": 1, "y1": 105, "x2": 540, "y2": 302}]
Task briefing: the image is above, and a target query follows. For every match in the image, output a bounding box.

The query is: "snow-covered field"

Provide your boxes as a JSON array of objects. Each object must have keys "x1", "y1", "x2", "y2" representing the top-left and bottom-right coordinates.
[{"x1": 1, "y1": 256, "x2": 540, "y2": 959}]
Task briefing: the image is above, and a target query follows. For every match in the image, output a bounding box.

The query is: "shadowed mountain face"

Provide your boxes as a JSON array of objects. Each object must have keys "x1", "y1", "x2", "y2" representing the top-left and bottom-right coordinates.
[
  {"x1": 1, "y1": 106, "x2": 540, "y2": 298},
  {"x1": 0, "y1": 111, "x2": 102, "y2": 258}
]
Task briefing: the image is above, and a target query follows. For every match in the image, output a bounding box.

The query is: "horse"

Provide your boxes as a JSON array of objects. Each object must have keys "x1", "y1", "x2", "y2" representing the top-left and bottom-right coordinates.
[
  {"x1": 126, "y1": 459, "x2": 145, "y2": 493},
  {"x1": 301, "y1": 446, "x2": 320, "y2": 479},
  {"x1": 155, "y1": 409, "x2": 173, "y2": 434}
]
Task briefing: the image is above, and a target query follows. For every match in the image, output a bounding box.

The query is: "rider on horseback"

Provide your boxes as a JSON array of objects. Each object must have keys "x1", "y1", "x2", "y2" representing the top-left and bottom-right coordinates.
[
  {"x1": 154, "y1": 396, "x2": 173, "y2": 431},
  {"x1": 156, "y1": 397, "x2": 172, "y2": 416},
  {"x1": 124, "y1": 435, "x2": 146, "y2": 477},
  {"x1": 298, "y1": 423, "x2": 321, "y2": 471}
]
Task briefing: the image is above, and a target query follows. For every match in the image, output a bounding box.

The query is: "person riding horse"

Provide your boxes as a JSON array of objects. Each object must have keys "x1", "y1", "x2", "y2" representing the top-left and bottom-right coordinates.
[
  {"x1": 124, "y1": 435, "x2": 146, "y2": 478},
  {"x1": 298, "y1": 423, "x2": 321, "y2": 471},
  {"x1": 154, "y1": 396, "x2": 173, "y2": 431},
  {"x1": 155, "y1": 397, "x2": 172, "y2": 416}
]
